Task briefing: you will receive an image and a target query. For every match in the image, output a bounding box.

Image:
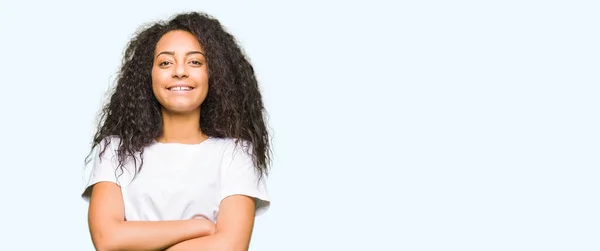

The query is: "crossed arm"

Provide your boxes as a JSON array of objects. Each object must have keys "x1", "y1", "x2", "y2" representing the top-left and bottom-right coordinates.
[
  {"x1": 163, "y1": 195, "x2": 256, "y2": 251},
  {"x1": 88, "y1": 182, "x2": 257, "y2": 251}
]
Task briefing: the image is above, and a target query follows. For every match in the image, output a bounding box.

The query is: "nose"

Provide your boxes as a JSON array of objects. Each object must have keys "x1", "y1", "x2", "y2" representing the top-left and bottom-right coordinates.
[{"x1": 172, "y1": 63, "x2": 188, "y2": 79}]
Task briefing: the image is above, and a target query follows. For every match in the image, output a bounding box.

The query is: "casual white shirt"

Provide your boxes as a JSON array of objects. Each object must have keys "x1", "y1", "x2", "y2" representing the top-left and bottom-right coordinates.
[{"x1": 81, "y1": 136, "x2": 270, "y2": 222}]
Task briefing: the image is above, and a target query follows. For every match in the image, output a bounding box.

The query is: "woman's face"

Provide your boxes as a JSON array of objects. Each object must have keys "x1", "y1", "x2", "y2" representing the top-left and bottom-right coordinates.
[{"x1": 152, "y1": 30, "x2": 209, "y2": 114}]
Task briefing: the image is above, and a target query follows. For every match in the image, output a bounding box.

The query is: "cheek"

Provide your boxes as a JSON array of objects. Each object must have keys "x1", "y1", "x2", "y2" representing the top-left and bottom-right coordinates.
[
  {"x1": 151, "y1": 69, "x2": 169, "y2": 87},
  {"x1": 151, "y1": 72, "x2": 173, "y2": 99},
  {"x1": 191, "y1": 69, "x2": 209, "y2": 86}
]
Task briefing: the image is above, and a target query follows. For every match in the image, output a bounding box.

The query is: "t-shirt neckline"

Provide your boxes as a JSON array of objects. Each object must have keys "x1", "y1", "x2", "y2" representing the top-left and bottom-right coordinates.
[{"x1": 152, "y1": 136, "x2": 213, "y2": 147}]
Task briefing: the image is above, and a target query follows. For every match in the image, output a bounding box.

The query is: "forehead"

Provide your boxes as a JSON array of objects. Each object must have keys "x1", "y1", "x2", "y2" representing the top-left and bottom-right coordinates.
[{"x1": 155, "y1": 30, "x2": 203, "y2": 53}]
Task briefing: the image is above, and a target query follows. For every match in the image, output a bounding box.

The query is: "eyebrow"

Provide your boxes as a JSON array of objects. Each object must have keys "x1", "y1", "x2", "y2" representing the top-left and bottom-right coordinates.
[{"x1": 156, "y1": 51, "x2": 205, "y2": 58}]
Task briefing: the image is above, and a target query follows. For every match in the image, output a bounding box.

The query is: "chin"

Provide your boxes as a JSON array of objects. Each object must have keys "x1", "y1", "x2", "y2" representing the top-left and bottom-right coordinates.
[{"x1": 162, "y1": 105, "x2": 201, "y2": 115}]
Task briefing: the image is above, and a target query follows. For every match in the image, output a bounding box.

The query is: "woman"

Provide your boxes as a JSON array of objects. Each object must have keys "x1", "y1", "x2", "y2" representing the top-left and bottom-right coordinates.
[{"x1": 81, "y1": 12, "x2": 271, "y2": 251}]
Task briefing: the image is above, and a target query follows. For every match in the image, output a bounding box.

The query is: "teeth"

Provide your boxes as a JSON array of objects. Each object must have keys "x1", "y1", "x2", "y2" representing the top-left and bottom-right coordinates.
[{"x1": 170, "y1": 86, "x2": 193, "y2": 91}]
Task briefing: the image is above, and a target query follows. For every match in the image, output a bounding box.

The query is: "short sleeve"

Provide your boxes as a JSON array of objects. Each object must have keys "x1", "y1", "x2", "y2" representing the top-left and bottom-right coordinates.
[
  {"x1": 220, "y1": 141, "x2": 270, "y2": 216},
  {"x1": 81, "y1": 137, "x2": 120, "y2": 202}
]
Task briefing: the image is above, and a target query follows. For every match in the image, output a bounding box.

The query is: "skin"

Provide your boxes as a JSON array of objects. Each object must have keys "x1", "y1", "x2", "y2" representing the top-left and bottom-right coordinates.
[
  {"x1": 88, "y1": 182, "x2": 216, "y2": 251},
  {"x1": 88, "y1": 30, "x2": 258, "y2": 251},
  {"x1": 152, "y1": 30, "x2": 210, "y2": 144}
]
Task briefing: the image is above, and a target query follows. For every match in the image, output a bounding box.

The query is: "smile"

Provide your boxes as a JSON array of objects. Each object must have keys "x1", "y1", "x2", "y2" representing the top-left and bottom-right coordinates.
[{"x1": 168, "y1": 86, "x2": 194, "y2": 91}]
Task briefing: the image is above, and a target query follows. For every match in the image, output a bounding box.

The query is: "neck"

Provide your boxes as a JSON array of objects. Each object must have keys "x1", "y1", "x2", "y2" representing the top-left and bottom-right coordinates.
[{"x1": 157, "y1": 110, "x2": 207, "y2": 144}]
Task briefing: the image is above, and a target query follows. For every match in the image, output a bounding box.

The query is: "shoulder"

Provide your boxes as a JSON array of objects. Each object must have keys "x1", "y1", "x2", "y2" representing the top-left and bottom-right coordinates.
[
  {"x1": 208, "y1": 137, "x2": 252, "y2": 156},
  {"x1": 208, "y1": 137, "x2": 246, "y2": 147},
  {"x1": 97, "y1": 135, "x2": 122, "y2": 150},
  {"x1": 88, "y1": 135, "x2": 125, "y2": 165},
  {"x1": 214, "y1": 137, "x2": 270, "y2": 215},
  {"x1": 208, "y1": 137, "x2": 256, "y2": 172},
  {"x1": 91, "y1": 136, "x2": 121, "y2": 159}
]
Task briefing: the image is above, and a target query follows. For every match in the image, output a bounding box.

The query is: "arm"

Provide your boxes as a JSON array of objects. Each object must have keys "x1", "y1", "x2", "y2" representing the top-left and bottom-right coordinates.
[
  {"x1": 88, "y1": 182, "x2": 215, "y2": 251},
  {"x1": 164, "y1": 194, "x2": 257, "y2": 251}
]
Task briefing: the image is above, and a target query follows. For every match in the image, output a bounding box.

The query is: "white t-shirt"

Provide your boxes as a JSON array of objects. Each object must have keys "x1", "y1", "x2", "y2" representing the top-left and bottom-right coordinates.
[{"x1": 81, "y1": 136, "x2": 270, "y2": 222}]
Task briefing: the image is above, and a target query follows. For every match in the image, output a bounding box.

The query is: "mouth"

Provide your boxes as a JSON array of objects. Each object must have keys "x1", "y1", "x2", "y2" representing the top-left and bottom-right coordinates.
[{"x1": 167, "y1": 86, "x2": 195, "y2": 91}]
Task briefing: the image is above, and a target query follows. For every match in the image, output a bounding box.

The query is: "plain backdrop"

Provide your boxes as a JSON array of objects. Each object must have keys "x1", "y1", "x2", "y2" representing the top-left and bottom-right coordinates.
[{"x1": 0, "y1": 0, "x2": 598, "y2": 250}]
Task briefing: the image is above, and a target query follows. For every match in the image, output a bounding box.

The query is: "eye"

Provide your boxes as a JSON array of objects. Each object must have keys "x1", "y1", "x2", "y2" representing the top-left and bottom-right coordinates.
[
  {"x1": 190, "y1": 60, "x2": 203, "y2": 65},
  {"x1": 158, "y1": 61, "x2": 171, "y2": 66}
]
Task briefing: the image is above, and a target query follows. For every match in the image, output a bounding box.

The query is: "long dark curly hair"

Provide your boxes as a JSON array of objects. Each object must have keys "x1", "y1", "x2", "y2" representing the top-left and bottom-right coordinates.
[{"x1": 85, "y1": 12, "x2": 271, "y2": 179}]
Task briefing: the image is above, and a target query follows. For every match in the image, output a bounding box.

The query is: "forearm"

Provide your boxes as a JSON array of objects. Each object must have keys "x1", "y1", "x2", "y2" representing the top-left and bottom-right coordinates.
[
  {"x1": 94, "y1": 220, "x2": 211, "y2": 251},
  {"x1": 165, "y1": 234, "x2": 241, "y2": 251},
  {"x1": 165, "y1": 195, "x2": 257, "y2": 251}
]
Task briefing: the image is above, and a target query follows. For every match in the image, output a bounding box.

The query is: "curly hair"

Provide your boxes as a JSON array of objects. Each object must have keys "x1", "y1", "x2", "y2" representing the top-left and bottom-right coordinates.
[{"x1": 86, "y1": 12, "x2": 271, "y2": 179}]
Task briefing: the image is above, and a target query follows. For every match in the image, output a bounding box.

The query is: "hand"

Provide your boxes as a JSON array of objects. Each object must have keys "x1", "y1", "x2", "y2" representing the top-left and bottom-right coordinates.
[{"x1": 192, "y1": 214, "x2": 216, "y2": 236}]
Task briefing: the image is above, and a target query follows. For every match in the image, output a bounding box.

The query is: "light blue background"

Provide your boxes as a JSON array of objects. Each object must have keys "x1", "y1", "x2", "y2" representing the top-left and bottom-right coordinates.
[{"x1": 0, "y1": 0, "x2": 598, "y2": 250}]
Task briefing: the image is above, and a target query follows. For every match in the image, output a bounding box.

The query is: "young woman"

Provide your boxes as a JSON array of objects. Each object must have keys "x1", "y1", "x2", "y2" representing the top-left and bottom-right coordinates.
[{"x1": 81, "y1": 12, "x2": 271, "y2": 251}]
